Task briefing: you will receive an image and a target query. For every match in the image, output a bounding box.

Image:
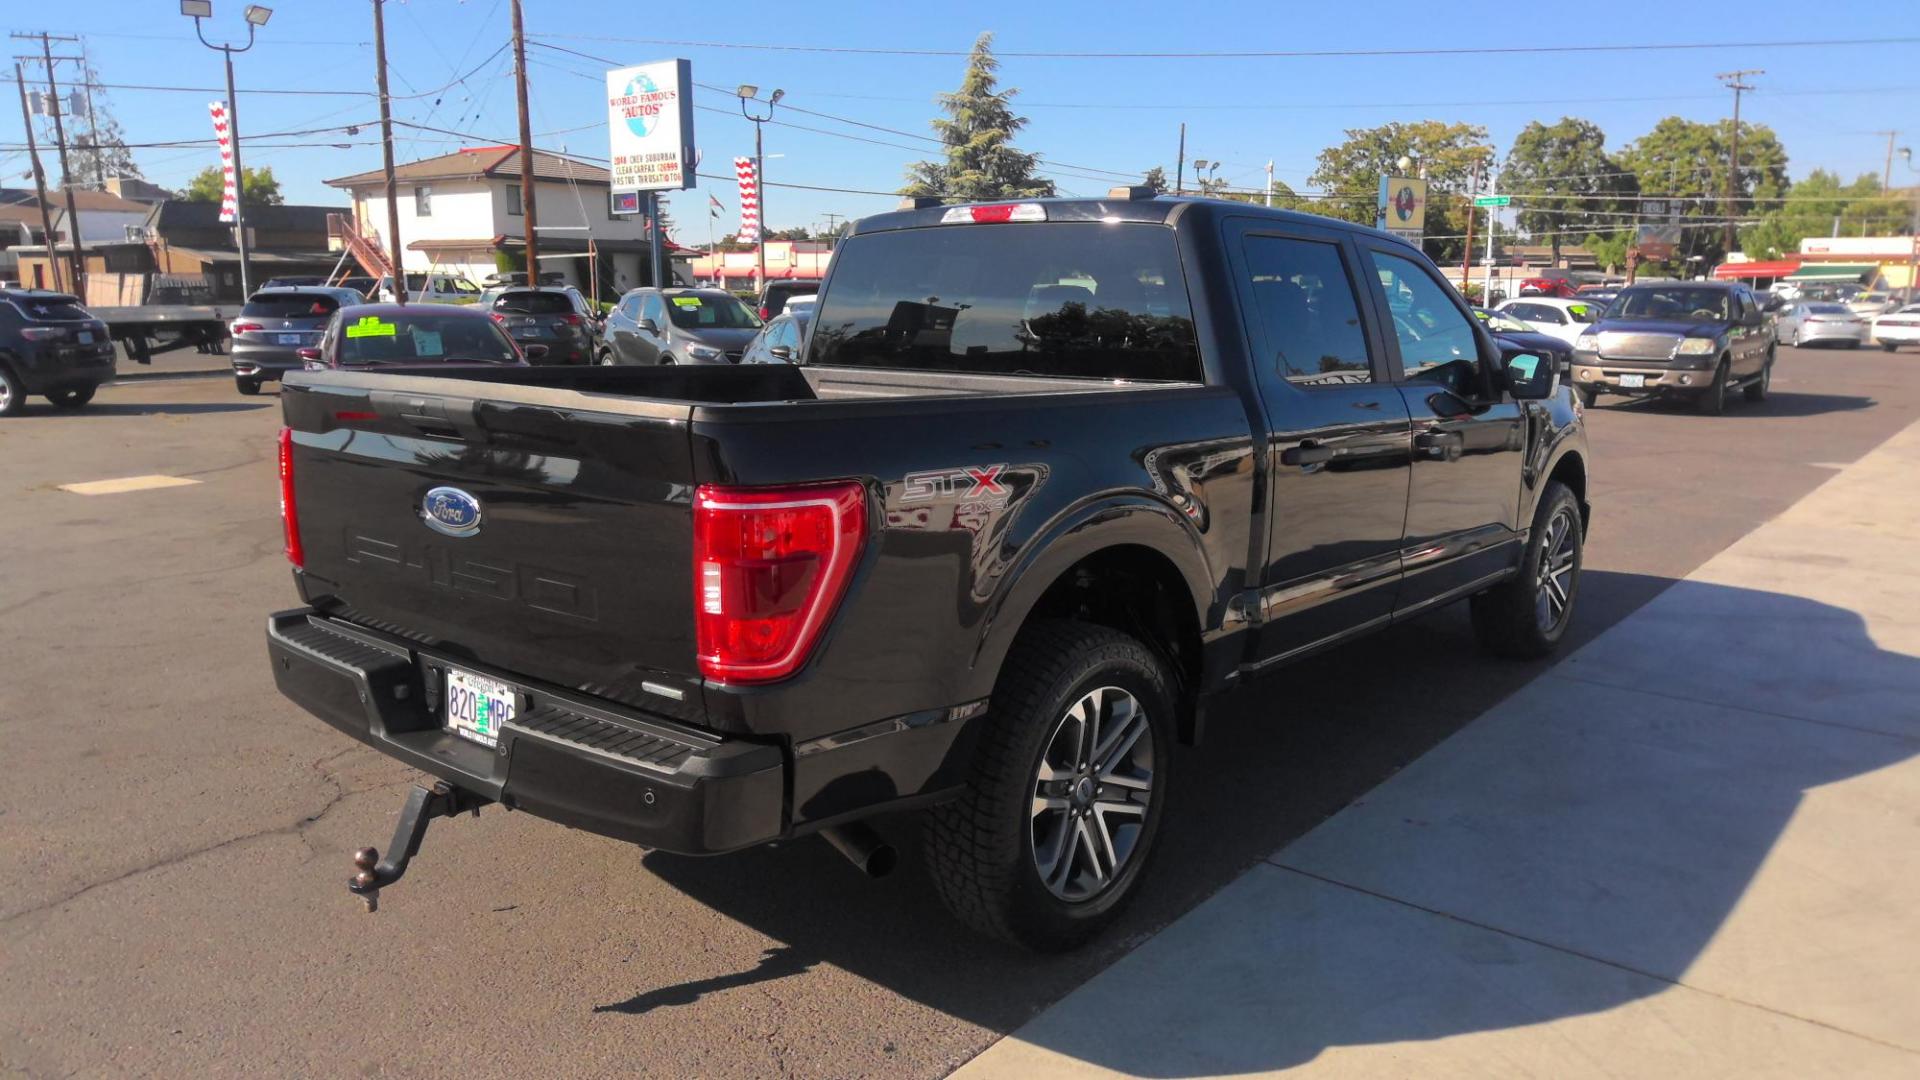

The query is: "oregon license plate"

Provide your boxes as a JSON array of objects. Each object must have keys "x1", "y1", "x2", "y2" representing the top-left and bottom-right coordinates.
[
  {"x1": 444, "y1": 667, "x2": 514, "y2": 748},
  {"x1": 278, "y1": 333, "x2": 304, "y2": 345},
  {"x1": 77, "y1": 330, "x2": 94, "y2": 344},
  {"x1": 1618, "y1": 374, "x2": 1646, "y2": 388}
]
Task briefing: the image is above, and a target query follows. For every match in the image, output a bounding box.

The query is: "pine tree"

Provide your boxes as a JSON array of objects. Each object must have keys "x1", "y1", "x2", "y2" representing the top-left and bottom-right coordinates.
[{"x1": 902, "y1": 33, "x2": 1054, "y2": 202}]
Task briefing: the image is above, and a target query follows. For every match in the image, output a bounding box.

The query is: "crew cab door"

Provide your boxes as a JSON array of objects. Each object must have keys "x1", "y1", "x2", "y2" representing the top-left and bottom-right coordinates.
[
  {"x1": 1356, "y1": 242, "x2": 1527, "y2": 614},
  {"x1": 1227, "y1": 220, "x2": 1413, "y2": 664}
]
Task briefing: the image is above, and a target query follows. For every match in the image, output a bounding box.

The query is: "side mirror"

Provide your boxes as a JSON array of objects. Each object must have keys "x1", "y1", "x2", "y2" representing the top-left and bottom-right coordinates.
[
  {"x1": 637, "y1": 318, "x2": 658, "y2": 333},
  {"x1": 1502, "y1": 348, "x2": 1558, "y2": 401},
  {"x1": 523, "y1": 344, "x2": 549, "y2": 361},
  {"x1": 768, "y1": 345, "x2": 794, "y2": 361}
]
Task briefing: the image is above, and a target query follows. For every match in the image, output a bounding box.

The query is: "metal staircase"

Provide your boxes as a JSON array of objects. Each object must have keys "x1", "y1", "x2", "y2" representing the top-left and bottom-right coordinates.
[{"x1": 327, "y1": 213, "x2": 395, "y2": 283}]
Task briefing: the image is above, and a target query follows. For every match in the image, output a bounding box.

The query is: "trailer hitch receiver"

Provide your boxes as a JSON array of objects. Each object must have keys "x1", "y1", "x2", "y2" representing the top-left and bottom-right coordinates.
[{"x1": 348, "y1": 780, "x2": 489, "y2": 912}]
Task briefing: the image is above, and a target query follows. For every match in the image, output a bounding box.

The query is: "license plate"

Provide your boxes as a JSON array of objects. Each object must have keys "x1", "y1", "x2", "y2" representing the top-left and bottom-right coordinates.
[
  {"x1": 77, "y1": 330, "x2": 94, "y2": 344},
  {"x1": 512, "y1": 328, "x2": 543, "y2": 340},
  {"x1": 1618, "y1": 374, "x2": 1646, "y2": 388},
  {"x1": 278, "y1": 333, "x2": 304, "y2": 345},
  {"x1": 444, "y1": 667, "x2": 515, "y2": 748}
]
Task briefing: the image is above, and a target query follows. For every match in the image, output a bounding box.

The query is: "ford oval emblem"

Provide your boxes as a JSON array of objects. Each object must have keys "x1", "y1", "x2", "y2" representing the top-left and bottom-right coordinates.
[{"x1": 421, "y1": 486, "x2": 483, "y2": 537}]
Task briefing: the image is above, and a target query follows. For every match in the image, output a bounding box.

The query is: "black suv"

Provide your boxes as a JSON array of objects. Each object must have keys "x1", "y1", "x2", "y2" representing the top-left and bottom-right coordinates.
[
  {"x1": 0, "y1": 289, "x2": 116, "y2": 416},
  {"x1": 485, "y1": 287, "x2": 602, "y2": 365},
  {"x1": 1570, "y1": 281, "x2": 1774, "y2": 413}
]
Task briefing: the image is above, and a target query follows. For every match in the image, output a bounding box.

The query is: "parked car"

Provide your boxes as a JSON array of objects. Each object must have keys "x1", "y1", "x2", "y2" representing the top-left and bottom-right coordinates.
[
  {"x1": 261, "y1": 276, "x2": 326, "y2": 289},
  {"x1": 741, "y1": 308, "x2": 810, "y2": 364},
  {"x1": 297, "y1": 303, "x2": 534, "y2": 371},
  {"x1": 0, "y1": 288, "x2": 115, "y2": 415},
  {"x1": 484, "y1": 286, "x2": 601, "y2": 365},
  {"x1": 374, "y1": 272, "x2": 483, "y2": 304},
  {"x1": 1570, "y1": 281, "x2": 1774, "y2": 412},
  {"x1": 1869, "y1": 304, "x2": 1920, "y2": 351},
  {"x1": 1515, "y1": 276, "x2": 1578, "y2": 298},
  {"x1": 230, "y1": 287, "x2": 366, "y2": 395},
  {"x1": 1472, "y1": 306, "x2": 1571, "y2": 373},
  {"x1": 1573, "y1": 285, "x2": 1619, "y2": 305},
  {"x1": 336, "y1": 276, "x2": 378, "y2": 299},
  {"x1": 1496, "y1": 297, "x2": 1602, "y2": 345},
  {"x1": 1774, "y1": 301, "x2": 1869, "y2": 348},
  {"x1": 267, "y1": 193, "x2": 1589, "y2": 949},
  {"x1": 602, "y1": 287, "x2": 763, "y2": 364},
  {"x1": 757, "y1": 279, "x2": 823, "y2": 320},
  {"x1": 1846, "y1": 291, "x2": 1900, "y2": 319}
]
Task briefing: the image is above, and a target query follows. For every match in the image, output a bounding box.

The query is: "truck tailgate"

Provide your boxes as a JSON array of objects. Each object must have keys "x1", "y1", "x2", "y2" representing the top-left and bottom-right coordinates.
[{"x1": 280, "y1": 371, "x2": 705, "y2": 718}]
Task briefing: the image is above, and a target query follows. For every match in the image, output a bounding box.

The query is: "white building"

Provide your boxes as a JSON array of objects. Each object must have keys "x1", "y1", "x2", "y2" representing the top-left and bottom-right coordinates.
[{"x1": 325, "y1": 146, "x2": 667, "y2": 295}]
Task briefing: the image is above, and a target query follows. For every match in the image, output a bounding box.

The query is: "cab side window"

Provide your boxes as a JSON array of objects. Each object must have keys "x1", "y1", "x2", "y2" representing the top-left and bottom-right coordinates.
[
  {"x1": 1369, "y1": 250, "x2": 1479, "y2": 377},
  {"x1": 1241, "y1": 235, "x2": 1374, "y2": 385}
]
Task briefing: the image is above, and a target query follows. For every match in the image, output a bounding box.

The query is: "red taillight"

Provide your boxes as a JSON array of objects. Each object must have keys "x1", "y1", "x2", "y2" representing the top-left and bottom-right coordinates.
[
  {"x1": 759, "y1": 305, "x2": 770, "y2": 320},
  {"x1": 279, "y1": 428, "x2": 304, "y2": 568},
  {"x1": 940, "y1": 202, "x2": 1047, "y2": 224},
  {"x1": 562, "y1": 313, "x2": 583, "y2": 326},
  {"x1": 693, "y1": 481, "x2": 866, "y2": 684},
  {"x1": 232, "y1": 322, "x2": 263, "y2": 333},
  {"x1": 490, "y1": 312, "x2": 506, "y2": 324}
]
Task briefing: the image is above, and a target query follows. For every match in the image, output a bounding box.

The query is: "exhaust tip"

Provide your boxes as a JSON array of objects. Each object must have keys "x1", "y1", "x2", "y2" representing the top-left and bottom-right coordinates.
[{"x1": 820, "y1": 823, "x2": 896, "y2": 878}]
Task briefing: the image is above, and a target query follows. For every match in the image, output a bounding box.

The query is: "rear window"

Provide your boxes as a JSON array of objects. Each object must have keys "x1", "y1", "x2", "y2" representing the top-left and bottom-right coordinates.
[
  {"x1": 244, "y1": 293, "x2": 343, "y2": 318},
  {"x1": 666, "y1": 293, "x2": 761, "y2": 329},
  {"x1": 1806, "y1": 303, "x2": 1850, "y2": 315},
  {"x1": 493, "y1": 291, "x2": 573, "y2": 315},
  {"x1": 335, "y1": 312, "x2": 519, "y2": 365},
  {"x1": 9, "y1": 296, "x2": 90, "y2": 321},
  {"x1": 809, "y1": 222, "x2": 1200, "y2": 381}
]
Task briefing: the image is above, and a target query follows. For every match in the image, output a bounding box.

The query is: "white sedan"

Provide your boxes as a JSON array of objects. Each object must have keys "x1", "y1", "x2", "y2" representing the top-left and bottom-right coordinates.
[
  {"x1": 1870, "y1": 304, "x2": 1920, "y2": 352},
  {"x1": 1495, "y1": 298, "x2": 1604, "y2": 345}
]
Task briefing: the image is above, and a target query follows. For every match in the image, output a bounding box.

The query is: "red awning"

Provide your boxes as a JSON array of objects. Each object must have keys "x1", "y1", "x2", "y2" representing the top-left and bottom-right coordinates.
[{"x1": 1714, "y1": 259, "x2": 1801, "y2": 279}]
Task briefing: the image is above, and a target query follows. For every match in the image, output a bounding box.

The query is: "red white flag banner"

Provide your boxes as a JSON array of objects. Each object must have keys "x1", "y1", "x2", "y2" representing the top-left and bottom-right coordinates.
[
  {"x1": 734, "y1": 156, "x2": 759, "y2": 243},
  {"x1": 208, "y1": 101, "x2": 238, "y2": 224}
]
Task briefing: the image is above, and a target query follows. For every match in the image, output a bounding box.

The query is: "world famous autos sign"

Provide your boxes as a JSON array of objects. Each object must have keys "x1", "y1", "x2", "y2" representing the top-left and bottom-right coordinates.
[
  {"x1": 1377, "y1": 175, "x2": 1426, "y2": 244},
  {"x1": 606, "y1": 59, "x2": 696, "y2": 194}
]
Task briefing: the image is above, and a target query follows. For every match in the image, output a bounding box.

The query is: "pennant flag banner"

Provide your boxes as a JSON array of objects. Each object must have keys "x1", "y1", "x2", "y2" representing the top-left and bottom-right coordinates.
[
  {"x1": 734, "y1": 156, "x2": 759, "y2": 243},
  {"x1": 208, "y1": 101, "x2": 238, "y2": 224}
]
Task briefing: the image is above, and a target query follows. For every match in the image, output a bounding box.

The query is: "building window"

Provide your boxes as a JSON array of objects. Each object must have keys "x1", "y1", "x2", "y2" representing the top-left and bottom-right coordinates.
[
  {"x1": 506, "y1": 184, "x2": 522, "y2": 217},
  {"x1": 415, "y1": 185, "x2": 432, "y2": 217}
]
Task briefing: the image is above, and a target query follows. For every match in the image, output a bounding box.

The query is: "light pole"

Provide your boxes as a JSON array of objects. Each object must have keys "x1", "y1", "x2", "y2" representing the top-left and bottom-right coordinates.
[
  {"x1": 737, "y1": 84, "x2": 782, "y2": 291},
  {"x1": 1190, "y1": 159, "x2": 1219, "y2": 195},
  {"x1": 182, "y1": 1, "x2": 271, "y2": 300},
  {"x1": 1900, "y1": 147, "x2": 1917, "y2": 304}
]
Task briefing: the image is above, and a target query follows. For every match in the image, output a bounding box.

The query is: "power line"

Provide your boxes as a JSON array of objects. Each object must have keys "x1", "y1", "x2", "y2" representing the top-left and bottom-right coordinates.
[{"x1": 527, "y1": 32, "x2": 1920, "y2": 60}]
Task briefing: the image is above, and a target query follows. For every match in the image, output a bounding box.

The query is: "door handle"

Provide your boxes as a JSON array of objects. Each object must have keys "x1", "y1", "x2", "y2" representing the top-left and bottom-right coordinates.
[
  {"x1": 1414, "y1": 429, "x2": 1464, "y2": 462},
  {"x1": 1281, "y1": 441, "x2": 1335, "y2": 467}
]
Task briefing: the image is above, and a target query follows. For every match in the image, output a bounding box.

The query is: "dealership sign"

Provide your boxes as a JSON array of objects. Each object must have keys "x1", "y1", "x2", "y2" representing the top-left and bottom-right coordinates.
[
  {"x1": 1377, "y1": 175, "x2": 1426, "y2": 243},
  {"x1": 606, "y1": 59, "x2": 695, "y2": 193}
]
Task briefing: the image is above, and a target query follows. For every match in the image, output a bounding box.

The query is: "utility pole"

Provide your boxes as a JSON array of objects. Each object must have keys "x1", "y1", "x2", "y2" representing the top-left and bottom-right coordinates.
[
  {"x1": 822, "y1": 211, "x2": 842, "y2": 246},
  {"x1": 14, "y1": 62, "x2": 62, "y2": 293},
  {"x1": 1175, "y1": 123, "x2": 1186, "y2": 196},
  {"x1": 510, "y1": 0, "x2": 538, "y2": 286},
  {"x1": 79, "y1": 41, "x2": 102, "y2": 189},
  {"x1": 1482, "y1": 164, "x2": 1498, "y2": 304},
  {"x1": 1264, "y1": 160, "x2": 1273, "y2": 208},
  {"x1": 372, "y1": 0, "x2": 406, "y2": 302},
  {"x1": 1717, "y1": 69, "x2": 1761, "y2": 258},
  {"x1": 1462, "y1": 159, "x2": 1480, "y2": 296},
  {"x1": 1874, "y1": 131, "x2": 1899, "y2": 190},
  {"x1": 15, "y1": 33, "x2": 85, "y2": 294}
]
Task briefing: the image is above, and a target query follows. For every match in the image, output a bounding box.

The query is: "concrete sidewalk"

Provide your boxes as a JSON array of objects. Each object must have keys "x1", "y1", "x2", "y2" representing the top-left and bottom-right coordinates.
[{"x1": 957, "y1": 423, "x2": 1920, "y2": 1078}]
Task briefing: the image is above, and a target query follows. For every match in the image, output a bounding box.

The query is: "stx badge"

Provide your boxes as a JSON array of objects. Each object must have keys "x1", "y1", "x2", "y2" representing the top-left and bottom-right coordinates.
[{"x1": 902, "y1": 464, "x2": 1010, "y2": 506}]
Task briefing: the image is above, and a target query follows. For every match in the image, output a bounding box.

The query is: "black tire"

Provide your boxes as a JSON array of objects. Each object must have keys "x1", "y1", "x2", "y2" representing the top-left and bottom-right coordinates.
[
  {"x1": 1696, "y1": 359, "x2": 1730, "y2": 415},
  {"x1": 596, "y1": 348, "x2": 614, "y2": 366},
  {"x1": 235, "y1": 377, "x2": 262, "y2": 396},
  {"x1": 1574, "y1": 385, "x2": 1597, "y2": 409},
  {"x1": 659, "y1": 353, "x2": 676, "y2": 366},
  {"x1": 1470, "y1": 481, "x2": 1583, "y2": 660},
  {"x1": 925, "y1": 620, "x2": 1176, "y2": 951},
  {"x1": 0, "y1": 365, "x2": 24, "y2": 416},
  {"x1": 1883, "y1": 342, "x2": 1900, "y2": 353},
  {"x1": 1743, "y1": 352, "x2": 1773, "y2": 402},
  {"x1": 48, "y1": 385, "x2": 96, "y2": 409}
]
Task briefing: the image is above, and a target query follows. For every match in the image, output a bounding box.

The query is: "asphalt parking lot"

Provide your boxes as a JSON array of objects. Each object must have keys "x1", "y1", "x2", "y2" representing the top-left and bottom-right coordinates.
[{"x1": 3, "y1": 345, "x2": 1916, "y2": 1077}]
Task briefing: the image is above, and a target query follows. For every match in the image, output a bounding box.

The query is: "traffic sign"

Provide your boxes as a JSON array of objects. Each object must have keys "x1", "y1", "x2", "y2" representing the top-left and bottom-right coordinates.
[{"x1": 1473, "y1": 195, "x2": 1512, "y2": 207}]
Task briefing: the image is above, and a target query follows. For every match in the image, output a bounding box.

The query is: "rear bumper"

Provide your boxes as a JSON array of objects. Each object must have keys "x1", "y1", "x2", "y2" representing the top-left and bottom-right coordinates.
[
  {"x1": 231, "y1": 346, "x2": 306, "y2": 379},
  {"x1": 266, "y1": 608, "x2": 785, "y2": 854},
  {"x1": 1796, "y1": 325, "x2": 1870, "y2": 345},
  {"x1": 12, "y1": 346, "x2": 116, "y2": 392}
]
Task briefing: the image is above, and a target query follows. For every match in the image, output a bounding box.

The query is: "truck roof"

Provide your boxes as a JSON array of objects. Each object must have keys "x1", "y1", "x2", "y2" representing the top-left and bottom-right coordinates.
[{"x1": 849, "y1": 194, "x2": 1422, "y2": 252}]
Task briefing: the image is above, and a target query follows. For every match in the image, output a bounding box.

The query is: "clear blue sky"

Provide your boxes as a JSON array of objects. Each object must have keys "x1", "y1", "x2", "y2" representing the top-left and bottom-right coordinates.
[{"x1": 11, "y1": 0, "x2": 1918, "y2": 239}]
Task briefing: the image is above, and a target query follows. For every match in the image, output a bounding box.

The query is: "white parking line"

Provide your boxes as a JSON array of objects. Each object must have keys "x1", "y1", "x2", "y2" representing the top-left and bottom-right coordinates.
[{"x1": 57, "y1": 475, "x2": 204, "y2": 496}]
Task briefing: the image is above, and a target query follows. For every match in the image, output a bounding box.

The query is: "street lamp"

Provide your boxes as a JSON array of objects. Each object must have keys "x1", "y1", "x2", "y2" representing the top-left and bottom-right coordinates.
[
  {"x1": 182, "y1": 1, "x2": 272, "y2": 300},
  {"x1": 1190, "y1": 159, "x2": 1219, "y2": 194},
  {"x1": 737, "y1": 84, "x2": 783, "y2": 291}
]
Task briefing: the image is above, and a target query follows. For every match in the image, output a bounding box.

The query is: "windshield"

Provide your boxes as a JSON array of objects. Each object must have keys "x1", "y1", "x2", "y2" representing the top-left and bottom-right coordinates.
[
  {"x1": 1476, "y1": 309, "x2": 1534, "y2": 333},
  {"x1": 244, "y1": 293, "x2": 342, "y2": 318},
  {"x1": 666, "y1": 293, "x2": 761, "y2": 329},
  {"x1": 335, "y1": 312, "x2": 520, "y2": 365},
  {"x1": 1605, "y1": 288, "x2": 1733, "y2": 322},
  {"x1": 811, "y1": 222, "x2": 1200, "y2": 381}
]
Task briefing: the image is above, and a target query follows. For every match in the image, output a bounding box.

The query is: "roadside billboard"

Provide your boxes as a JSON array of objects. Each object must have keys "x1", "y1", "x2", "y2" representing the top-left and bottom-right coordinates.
[
  {"x1": 1377, "y1": 175, "x2": 1426, "y2": 243},
  {"x1": 1636, "y1": 224, "x2": 1682, "y2": 262},
  {"x1": 606, "y1": 59, "x2": 695, "y2": 194}
]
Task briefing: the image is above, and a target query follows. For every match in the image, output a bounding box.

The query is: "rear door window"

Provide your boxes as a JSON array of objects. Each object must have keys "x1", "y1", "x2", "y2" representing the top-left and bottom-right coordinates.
[
  {"x1": 810, "y1": 221, "x2": 1200, "y2": 381},
  {"x1": 243, "y1": 294, "x2": 342, "y2": 318},
  {"x1": 1240, "y1": 235, "x2": 1374, "y2": 385}
]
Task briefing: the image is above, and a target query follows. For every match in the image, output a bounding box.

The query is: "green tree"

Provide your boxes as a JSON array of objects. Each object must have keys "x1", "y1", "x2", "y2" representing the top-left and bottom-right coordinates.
[
  {"x1": 1140, "y1": 165, "x2": 1168, "y2": 194},
  {"x1": 766, "y1": 225, "x2": 815, "y2": 241},
  {"x1": 902, "y1": 32, "x2": 1055, "y2": 201},
  {"x1": 1583, "y1": 229, "x2": 1635, "y2": 275},
  {"x1": 182, "y1": 164, "x2": 283, "y2": 206},
  {"x1": 1503, "y1": 117, "x2": 1638, "y2": 265},
  {"x1": 1617, "y1": 116, "x2": 1789, "y2": 269},
  {"x1": 1307, "y1": 120, "x2": 1494, "y2": 262},
  {"x1": 1741, "y1": 170, "x2": 1908, "y2": 259}
]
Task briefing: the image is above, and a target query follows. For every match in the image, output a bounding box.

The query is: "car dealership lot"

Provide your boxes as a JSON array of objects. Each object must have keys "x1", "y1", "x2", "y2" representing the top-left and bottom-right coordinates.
[{"x1": 2, "y1": 344, "x2": 1917, "y2": 1077}]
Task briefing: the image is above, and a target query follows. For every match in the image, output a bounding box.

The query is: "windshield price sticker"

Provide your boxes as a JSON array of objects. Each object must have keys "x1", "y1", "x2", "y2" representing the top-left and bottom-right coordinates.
[
  {"x1": 672, "y1": 296, "x2": 703, "y2": 308},
  {"x1": 346, "y1": 316, "x2": 398, "y2": 339}
]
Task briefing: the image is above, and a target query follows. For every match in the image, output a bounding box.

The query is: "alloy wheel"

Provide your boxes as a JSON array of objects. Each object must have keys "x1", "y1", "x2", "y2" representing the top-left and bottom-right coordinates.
[
  {"x1": 1030, "y1": 686, "x2": 1155, "y2": 902},
  {"x1": 0, "y1": 379, "x2": 12, "y2": 413},
  {"x1": 1534, "y1": 507, "x2": 1578, "y2": 633}
]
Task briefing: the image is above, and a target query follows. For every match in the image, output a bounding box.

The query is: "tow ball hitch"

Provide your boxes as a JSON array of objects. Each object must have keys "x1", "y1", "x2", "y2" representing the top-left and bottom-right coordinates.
[{"x1": 348, "y1": 780, "x2": 489, "y2": 912}]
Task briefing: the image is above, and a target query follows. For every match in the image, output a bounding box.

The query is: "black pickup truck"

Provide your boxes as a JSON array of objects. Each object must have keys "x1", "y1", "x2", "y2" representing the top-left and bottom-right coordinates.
[{"x1": 268, "y1": 193, "x2": 1591, "y2": 949}]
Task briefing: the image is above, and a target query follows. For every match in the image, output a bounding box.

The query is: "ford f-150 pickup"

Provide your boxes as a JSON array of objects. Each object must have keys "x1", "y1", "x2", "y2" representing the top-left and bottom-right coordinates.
[{"x1": 267, "y1": 191, "x2": 1591, "y2": 950}]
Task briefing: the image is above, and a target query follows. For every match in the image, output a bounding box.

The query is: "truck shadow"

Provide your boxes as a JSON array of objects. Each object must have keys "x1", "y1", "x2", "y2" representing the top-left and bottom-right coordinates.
[
  {"x1": 1593, "y1": 390, "x2": 1874, "y2": 419},
  {"x1": 638, "y1": 569, "x2": 1915, "y2": 1065}
]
